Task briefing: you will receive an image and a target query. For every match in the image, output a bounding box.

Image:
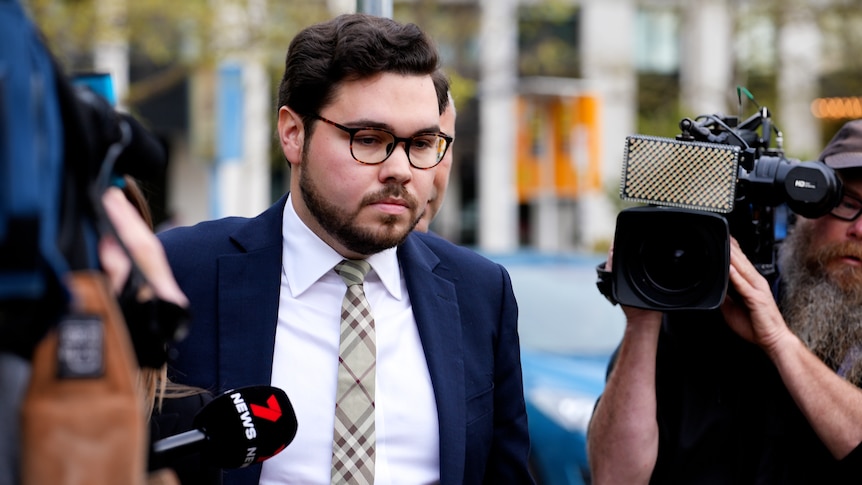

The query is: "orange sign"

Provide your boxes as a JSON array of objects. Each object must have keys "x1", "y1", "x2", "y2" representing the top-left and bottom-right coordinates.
[{"x1": 515, "y1": 93, "x2": 602, "y2": 202}]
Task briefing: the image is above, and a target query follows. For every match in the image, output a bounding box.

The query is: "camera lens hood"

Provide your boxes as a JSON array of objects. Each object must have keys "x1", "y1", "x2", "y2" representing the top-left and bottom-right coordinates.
[{"x1": 612, "y1": 206, "x2": 730, "y2": 311}]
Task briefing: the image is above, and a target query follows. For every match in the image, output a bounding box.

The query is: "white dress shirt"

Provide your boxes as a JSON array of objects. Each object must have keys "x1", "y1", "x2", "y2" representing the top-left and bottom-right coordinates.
[{"x1": 259, "y1": 195, "x2": 440, "y2": 484}]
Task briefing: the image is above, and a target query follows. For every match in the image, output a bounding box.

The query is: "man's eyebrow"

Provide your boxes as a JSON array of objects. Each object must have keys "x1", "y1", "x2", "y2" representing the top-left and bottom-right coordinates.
[
  {"x1": 846, "y1": 188, "x2": 862, "y2": 200},
  {"x1": 344, "y1": 118, "x2": 389, "y2": 129},
  {"x1": 417, "y1": 124, "x2": 442, "y2": 133},
  {"x1": 346, "y1": 118, "x2": 440, "y2": 135}
]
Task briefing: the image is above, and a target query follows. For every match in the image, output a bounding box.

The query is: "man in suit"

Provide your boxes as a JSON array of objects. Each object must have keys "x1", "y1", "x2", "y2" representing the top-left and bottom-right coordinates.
[{"x1": 159, "y1": 13, "x2": 534, "y2": 485}]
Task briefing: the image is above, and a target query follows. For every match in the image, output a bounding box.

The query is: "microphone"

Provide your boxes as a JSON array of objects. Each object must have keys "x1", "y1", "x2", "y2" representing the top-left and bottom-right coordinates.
[{"x1": 151, "y1": 385, "x2": 298, "y2": 469}]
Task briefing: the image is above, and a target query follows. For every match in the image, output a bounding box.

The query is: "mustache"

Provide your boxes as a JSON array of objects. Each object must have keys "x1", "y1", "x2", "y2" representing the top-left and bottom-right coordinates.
[
  {"x1": 810, "y1": 241, "x2": 862, "y2": 267},
  {"x1": 361, "y1": 184, "x2": 417, "y2": 210}
]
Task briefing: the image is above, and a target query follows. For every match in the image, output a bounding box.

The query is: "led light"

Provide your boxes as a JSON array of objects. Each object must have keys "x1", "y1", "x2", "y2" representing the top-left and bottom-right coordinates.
[{"x1": 621, "y1": 135, "x2": 742, "y2": 213}]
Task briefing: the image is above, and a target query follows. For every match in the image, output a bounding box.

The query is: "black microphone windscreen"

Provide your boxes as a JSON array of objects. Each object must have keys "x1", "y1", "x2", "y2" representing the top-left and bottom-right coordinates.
[
  {"x1": 151, "y1": 385, "x2": 297, "y2": 470},
  {"x1": 192, "y1": 385, "x2": 298, "y2": 469}
]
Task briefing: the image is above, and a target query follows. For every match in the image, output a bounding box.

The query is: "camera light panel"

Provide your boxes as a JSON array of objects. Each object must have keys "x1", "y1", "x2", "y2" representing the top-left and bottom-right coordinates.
[{"x1": 620, "y1": 135, "x2": 741, "y2": 213}]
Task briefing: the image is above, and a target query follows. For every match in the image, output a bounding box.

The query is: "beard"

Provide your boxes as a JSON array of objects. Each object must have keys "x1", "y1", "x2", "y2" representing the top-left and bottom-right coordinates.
[
  {"x1": 298, "y1": 151, "x2": 419, "y2": 257},
  {"x1": 778, "y1": 221, "x2": 862, "y2": 384}
]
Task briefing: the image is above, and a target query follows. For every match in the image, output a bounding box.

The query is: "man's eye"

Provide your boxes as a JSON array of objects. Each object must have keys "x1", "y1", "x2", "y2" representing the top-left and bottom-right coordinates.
[
  {"x1": 411, "y1": 136, "x2": 437, "y2": 151},
  {"x1": 354, "y1": 132, "x2": 387, "y2": 147}
]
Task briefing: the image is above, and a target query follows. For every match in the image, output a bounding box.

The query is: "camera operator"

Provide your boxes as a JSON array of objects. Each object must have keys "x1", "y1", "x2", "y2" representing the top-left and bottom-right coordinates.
[
  {"x1": 588, "y1": 119, "x2": 862, "y2": 484},
  {"x1": 1, "y1": 1, "x2": 195, "y2": 482}
]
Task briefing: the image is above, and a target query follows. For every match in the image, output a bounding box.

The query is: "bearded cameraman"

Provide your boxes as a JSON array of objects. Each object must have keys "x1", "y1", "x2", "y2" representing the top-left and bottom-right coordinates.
[{"x1": 588, "y1": 120, "x2": 862, "y2": 484}]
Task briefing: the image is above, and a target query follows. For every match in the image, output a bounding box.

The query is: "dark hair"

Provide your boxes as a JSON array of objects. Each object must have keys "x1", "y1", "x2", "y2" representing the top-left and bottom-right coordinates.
[
  {"x1": 431, "y1": 69, "x2": 451, "y2": 114},
  {"x1": 276, "y1": 13, "x2": 448, "y2": 129}
]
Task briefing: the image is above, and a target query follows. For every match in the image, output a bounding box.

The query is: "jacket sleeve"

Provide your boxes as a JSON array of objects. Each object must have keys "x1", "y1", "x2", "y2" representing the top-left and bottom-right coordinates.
[{"x1": 482, "y1": 264, "x2": 536, "y2": 485}]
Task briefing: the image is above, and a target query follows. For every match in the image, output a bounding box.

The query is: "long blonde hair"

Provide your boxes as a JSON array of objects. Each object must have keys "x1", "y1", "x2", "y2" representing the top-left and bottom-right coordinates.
[
  {"x1": 140, "y1": 366, "x2": 205, "y2": 417},
  {"x1": 120, "y1": 176, "x2": 205, "y2": 418}
]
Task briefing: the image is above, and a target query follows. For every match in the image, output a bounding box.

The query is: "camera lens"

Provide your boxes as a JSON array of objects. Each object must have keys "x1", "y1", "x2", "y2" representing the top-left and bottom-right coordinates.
[
  {"x1": 640, "y1": 233, "x2": 709, "y2": 294},
  {"x1": 612, "y1": 206, "x2": 730, "y2": 310}
]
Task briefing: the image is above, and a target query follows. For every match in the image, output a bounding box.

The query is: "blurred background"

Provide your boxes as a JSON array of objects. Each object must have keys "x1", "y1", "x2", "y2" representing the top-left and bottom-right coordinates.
[
  {"x1": 22, "y1": 1, "x2": 862, "y2": 483},
  {"x1": 24, "y1": 0, "x2": 862, "y2": 254}
]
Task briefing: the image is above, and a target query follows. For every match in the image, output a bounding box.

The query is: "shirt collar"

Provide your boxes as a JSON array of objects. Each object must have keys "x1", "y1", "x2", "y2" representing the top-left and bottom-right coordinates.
[{"x1": 282, "y1": 194, "x2": 403, "y2": 299}]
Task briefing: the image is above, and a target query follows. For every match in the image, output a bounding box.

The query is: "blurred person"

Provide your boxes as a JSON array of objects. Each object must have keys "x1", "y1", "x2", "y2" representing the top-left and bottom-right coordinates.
[
  {"x1": 158, "y1": 13, "x2": 533, "y2": 485},
  {"x1": 415, "y1": 90, "x2": 456, "y2": 233},
  {"x1": 0, "y1": 2, "x2": 194, "y2": 482},
  {"x1": 588, "y1": 119, "x2": 862, "y2": 484},
  {"x1": 101, "y1": 178, "x2": 219, "y2": 485}
]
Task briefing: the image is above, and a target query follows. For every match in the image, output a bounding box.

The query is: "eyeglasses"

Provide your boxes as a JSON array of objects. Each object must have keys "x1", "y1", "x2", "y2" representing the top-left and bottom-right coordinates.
[
  {"x1": 310, "y1": 114, "x2": 453, "y2": 169},
  {"x1": 831, "y1": 192, "x2": 862, "y2": 221}
]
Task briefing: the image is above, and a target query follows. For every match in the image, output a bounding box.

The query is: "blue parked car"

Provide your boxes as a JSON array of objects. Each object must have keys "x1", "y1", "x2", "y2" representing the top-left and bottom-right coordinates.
[{"x1": 486, "y1": 252, "x2": 626, "y2": 485}]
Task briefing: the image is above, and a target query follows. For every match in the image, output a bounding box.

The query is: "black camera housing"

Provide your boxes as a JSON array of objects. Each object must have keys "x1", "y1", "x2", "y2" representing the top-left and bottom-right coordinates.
[
  {"x1": 611, "y1": 108, "x2": 842, "y2": 311},
  {"x1": 613, "y1": 206, "x2": 729, "y2": 310}
]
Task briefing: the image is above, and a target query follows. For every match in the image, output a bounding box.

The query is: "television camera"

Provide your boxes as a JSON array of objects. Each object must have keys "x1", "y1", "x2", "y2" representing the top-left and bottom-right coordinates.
[{"x1": 603, "y1": 100, "x2": 843, "y2": 311}]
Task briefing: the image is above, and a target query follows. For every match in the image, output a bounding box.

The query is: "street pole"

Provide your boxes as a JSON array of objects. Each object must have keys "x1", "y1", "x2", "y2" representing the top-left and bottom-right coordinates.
[
  {"x1": 478, "y1": 0, "x2": 519, "y2": 252},
  {"x1": 357, "y1": 0, "x2": 392, "y2": 18}
]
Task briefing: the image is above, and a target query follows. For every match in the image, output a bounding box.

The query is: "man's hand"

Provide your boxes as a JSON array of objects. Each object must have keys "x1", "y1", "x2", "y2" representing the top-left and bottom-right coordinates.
[{"x1": 720, "y1": 237, "x2": 794, "y2": 355}]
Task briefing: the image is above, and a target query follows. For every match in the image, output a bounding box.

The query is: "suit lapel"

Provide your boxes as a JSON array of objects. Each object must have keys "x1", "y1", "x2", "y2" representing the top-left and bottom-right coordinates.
[
  {"x1": 399, "y1": 235, "x2": 466, "y2": 484},
  {"x1": 217, "y1": 196, "x2": 287, "y2": 391}
]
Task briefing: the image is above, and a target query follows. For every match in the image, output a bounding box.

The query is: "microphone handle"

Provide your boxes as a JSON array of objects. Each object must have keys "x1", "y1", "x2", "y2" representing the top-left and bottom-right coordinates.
[{"x1": 152, "y1": 429, "x2": 207, "y2": 456}]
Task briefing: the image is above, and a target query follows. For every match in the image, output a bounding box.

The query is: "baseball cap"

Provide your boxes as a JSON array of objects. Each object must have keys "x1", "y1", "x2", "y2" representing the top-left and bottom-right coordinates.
[{"x1": 819, "y1": 119, "x2": 862, "y2": 169}]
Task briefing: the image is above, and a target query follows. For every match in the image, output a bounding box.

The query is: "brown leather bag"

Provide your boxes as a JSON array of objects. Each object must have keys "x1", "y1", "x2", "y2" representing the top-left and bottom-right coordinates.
[{"x1": 21, "y1": 271, "x2": 148, "y2": 485}]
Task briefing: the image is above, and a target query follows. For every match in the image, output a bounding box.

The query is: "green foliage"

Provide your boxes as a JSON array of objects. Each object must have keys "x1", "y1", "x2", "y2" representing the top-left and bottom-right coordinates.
[
  {"x1": 447, "y1": 70, "x2": 477, "y2": 112},
  {"x1": 24, "y1": 0, "x2": 330, "y2": 105},
  {"x1": 393, "y1": 1, "x2": 480, "y2": 95},
  {"x1": 517, "y1": 2, "x2": 579, "y2": 78},
  {"x1": 821, "y1": 69, "x2": 862, "y2": 98},
  {"x1": 636, "y1": 73, "x2": 682, "y2": 137}
]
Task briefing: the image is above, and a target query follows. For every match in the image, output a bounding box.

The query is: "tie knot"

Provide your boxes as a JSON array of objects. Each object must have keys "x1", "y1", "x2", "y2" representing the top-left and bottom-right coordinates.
[{"x1": 334, "y1": 259, "x2": 371, "y2": 287}]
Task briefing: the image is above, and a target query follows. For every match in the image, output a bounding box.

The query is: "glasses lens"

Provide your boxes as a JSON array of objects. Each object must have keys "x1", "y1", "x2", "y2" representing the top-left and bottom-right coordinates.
[
  {"x1": 350, "y1": 129, "x2": 395, "y2": 164},
  {"x1": 409, "y1": 134, "x2": 448, "y2": 168},
  {"x1": 832, "y1": 195, "x2": 862, "y2": 221}
]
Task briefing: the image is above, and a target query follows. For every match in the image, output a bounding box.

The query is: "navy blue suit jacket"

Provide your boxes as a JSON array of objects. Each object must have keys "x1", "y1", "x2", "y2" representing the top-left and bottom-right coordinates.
[{"x1": 158, "y1": 195, "x2": 534, "y2": 485}]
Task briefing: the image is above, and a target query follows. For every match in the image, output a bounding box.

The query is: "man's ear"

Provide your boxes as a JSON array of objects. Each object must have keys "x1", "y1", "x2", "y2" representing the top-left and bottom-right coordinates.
[{"x1": 277, "y1": 106, "x2": 304, "y2": 167}]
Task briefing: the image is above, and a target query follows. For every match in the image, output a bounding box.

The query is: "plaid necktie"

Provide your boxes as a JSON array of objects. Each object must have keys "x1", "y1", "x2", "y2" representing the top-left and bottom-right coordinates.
[{"x1": 331, "y1": 259, "x2": 376, "y2": 484}]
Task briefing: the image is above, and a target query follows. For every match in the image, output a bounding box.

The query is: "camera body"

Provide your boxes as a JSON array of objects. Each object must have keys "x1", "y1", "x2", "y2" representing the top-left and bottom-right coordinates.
[{"x1": 610, "y1": 108, "x2": 842, "y2": 311}]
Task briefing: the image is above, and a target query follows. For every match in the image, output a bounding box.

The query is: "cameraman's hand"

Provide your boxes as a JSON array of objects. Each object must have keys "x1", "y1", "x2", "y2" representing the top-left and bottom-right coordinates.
[
  {"x1": 605, "y1": 247, "x2": 663, "y2": 328},
  {"x1": 720, "y1": 237, "x2": 793, "y2": 353},
  {"x1": 99, "y1": 187, "x2": 188, "y2": 308}
]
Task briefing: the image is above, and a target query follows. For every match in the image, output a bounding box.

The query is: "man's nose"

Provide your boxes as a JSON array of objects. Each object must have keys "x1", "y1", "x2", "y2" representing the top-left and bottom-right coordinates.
[
  {"x1": 847, "y1": 216, "x2": 862, "y2": 239},
  {"x1": 378, "y1": 141, "x2": 412, "y2": 183}
]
